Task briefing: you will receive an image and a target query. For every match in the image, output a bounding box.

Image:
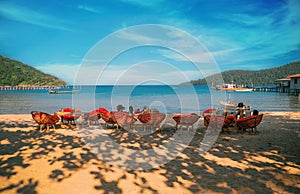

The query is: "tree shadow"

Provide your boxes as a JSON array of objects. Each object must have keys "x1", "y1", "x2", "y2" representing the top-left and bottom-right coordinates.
[
  {"x1": 87, "y1": 115, "x2": 300, "y2": 193},
  {"x1": 0, "y1": 120, "x2": 98, "y2": 193},
  {"x1": 1, "y1": 114, "x2": 299, "y2": 193},
  {"x1": 0, "y1": 178, "x2": 39, "y2": 194}
]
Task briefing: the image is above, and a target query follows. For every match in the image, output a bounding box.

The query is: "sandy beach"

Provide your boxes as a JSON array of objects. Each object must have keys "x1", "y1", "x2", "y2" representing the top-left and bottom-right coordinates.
[{"x1": 0, "y1": 112, "x2": 299, "y2": 194}]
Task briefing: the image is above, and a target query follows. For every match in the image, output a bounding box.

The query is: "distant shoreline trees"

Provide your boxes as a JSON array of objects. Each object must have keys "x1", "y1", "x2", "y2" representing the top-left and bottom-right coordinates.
[
  {"x1": 0, "y1": 56, "x2": 66, "y2": 86},
  {"x1": 188, "y1": 61, "x2": 300, "y2": 86}
]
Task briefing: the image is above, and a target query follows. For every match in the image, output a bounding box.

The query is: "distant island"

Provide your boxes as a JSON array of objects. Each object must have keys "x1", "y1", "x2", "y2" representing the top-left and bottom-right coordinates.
[
  {"x1": 1, "y1": 55, "x2": 299, "y2": 87},
  {"x1": 187, "y1": 61, "x2": 300, "y2": 86},
  {"x1": 0, "y1": 55, "x2": 66, "y2": 86}
]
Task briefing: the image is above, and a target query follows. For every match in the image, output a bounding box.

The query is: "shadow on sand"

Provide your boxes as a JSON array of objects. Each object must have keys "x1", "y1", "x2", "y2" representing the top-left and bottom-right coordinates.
[{"x1": 0, "y1": 115, "x2": 299, "y2": 193}]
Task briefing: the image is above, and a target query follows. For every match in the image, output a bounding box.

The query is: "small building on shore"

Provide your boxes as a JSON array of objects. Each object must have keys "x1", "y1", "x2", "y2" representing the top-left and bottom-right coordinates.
[
  {"x1": 289, "y1": 74, "x2": 300, "y2": 94},
  {"x1": 275, "y1": 74, "x2": 300, "y2": 94}
]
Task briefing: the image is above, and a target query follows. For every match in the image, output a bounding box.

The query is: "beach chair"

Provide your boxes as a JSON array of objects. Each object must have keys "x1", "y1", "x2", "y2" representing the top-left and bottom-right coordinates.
[
  {"x1": 203, "y1": 115, "x2": 235, "y2": 131},
  {"x1": 202, "y1": 108, "x2": 218, "y2": 116},
  {"x1": 56, "y1": 108, "x2": 81, "y2": 125},
  {"x1": 172, "y1": 113, "x2": 200, "y2": 130},
  {"x1": 85, "y1": 109, "x2": 101, "y2": 126},
  {"x1": 111, "y1": 111, "x2": 137, "y2": 129},
  {"x1": 236, "y1": 114, "x2": 263, "y2": 134},
  {"x1": 31, "y1": 111, "x2": 60, "y2": 132},
  {"x1": 138, "y1": 111, "x2": 166, "y2": 131},
  {"x1": 99, "y1": 108, "x2": 117, "y2": 128}
]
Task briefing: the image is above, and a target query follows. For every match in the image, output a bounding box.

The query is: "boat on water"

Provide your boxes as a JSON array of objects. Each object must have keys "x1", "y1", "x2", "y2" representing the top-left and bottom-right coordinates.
[
  {"x1": 49, "y1": 89, "x2": 80, "y2": 94},
  {"x1": 214, "y1": 83, "x2": 253, "y2": 92},
  {"x1": 219, "y1": 101, "x2": 237, "y2": 107},
  {"x1": 234, "y1": 88, "x2": 253, "y2": 92},
  {"x1": 49, "y1": 86, "x2": 81, "y2": 94}
]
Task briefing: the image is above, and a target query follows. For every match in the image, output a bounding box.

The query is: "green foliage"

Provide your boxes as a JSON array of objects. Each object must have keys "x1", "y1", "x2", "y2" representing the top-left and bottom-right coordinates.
[
  {"x1": 0, "y1": 55, "x2": 67, "y2": 86},
  {"x1": 189, "y1": 61, "x2": 300, "y2": 86}
]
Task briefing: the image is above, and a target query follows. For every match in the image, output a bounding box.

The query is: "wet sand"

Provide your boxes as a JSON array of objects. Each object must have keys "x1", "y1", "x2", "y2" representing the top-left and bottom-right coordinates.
[{"x1": 0, "y1": 112, "x2": 299, "y2": 193}]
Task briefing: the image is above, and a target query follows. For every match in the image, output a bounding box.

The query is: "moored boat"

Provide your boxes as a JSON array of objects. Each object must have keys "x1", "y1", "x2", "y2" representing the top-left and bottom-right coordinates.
[
  {"x1": 214, "y1": 83, "x2": 252, "y2": 92},
  {"x1": 219, "y1": 101, "x2": 237, "y2": 107},
  {"x1": 49, "y1": 89, "x2": 80, "y2": 94},
  {"x1": 234, "y1": 88, "x2": 253, "y2": 92}
]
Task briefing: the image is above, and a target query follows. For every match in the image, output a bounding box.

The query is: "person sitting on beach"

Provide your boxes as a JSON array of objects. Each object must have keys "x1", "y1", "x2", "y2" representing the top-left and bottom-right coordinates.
[
  {"x1": 129, "y1": 106, "x2": 134, "y2": 116},
  {"x1": 134, "y1": 106, "x2": 141, "y2": 114},
  {"x1": 237, "y1": 102, "x2": 244, "y2": 108},
  {"x1": 116, "y1": 104, "x2": 125, "y2": 112},
  {"x1": 252, "y1": 109, "x2": 259, "y2": 116},
  {"x1": 235, "y1": 102, "x2": 245, "y2": 119},
  {"x1": 142, "y1": 105, "x2": 148, "y2": 113}
]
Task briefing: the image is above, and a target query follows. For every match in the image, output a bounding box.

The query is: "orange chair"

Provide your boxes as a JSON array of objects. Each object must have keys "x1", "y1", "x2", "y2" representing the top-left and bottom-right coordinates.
[
  {"x1": 86, "y1": 109, "x2": 101, "y2": 125},
  {"x1": 99, "y1": 108, "x2": 117, "y2": 128},
  {"x1": 203, "y1": 115, "x2": 235, "y2": 130},
  {"x1": 138, "y1": 111, "x2": 166, "y2": 130},
  {"x1": 172, "y1": 113, "x2": 200, "y2": 130},
  {"x1": 57, "y1": 108, "x2": 81, "y2": 124},
  {"x1": 236, "y1": 114, "x2": 263, "y2": 133},
  {"x1": 31, "y1": 111, "x2": 60, "y2": 132},
  {"x1": 111, "y1": 111, "x2": 137, "y2": 129}
]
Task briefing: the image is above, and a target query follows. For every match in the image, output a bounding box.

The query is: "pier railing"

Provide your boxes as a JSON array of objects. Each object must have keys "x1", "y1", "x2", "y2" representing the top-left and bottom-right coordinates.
[
  {"x1": 0, "y1": 85, "x2": 60, "y2": 91},
  {"x1": 254, "y1": 86, "x2": 299, "y2": 95}
]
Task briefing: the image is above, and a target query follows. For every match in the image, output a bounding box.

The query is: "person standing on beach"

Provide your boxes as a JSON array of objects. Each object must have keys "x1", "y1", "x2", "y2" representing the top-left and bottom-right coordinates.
[{"x1": 129, "y1": 106, "x2": 134, "y2": 116}]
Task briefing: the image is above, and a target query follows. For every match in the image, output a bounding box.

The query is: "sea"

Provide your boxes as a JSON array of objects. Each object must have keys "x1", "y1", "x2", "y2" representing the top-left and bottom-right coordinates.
[{"x1": 0, "y1": 85, "x2": 299, "y2": 114}]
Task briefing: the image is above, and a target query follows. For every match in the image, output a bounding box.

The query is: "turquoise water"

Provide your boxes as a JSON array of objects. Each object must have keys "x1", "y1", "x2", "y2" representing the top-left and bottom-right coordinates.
[{"x1": 0, "y1": 85, "x2": 299, "y2": 114}]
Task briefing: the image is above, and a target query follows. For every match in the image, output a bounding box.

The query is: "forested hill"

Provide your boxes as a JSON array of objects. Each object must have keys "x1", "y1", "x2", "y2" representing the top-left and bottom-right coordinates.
[
  {"x1": 189, "y1": 61, "x2": 300, "y2": 86},
  {"x1": 0, "y1": 55, "x2": 66, "y2": 86}
]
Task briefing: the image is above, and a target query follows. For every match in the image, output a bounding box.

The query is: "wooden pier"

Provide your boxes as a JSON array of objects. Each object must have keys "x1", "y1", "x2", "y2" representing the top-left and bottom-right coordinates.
[
  {"x1": 254, "y1": 87, "x2": 276, "y2": 92},
  {"x1": 0, "y1": 85, "x2": 60, "y2": 91},
  {"x1": 254, "y1": 86, "x2": 300, "y2": 95}
]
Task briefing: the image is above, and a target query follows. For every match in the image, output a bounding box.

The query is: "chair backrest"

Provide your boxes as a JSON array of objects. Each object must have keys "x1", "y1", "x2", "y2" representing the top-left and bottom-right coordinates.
[
  {"x1": 237, "y1": 114, "x2": 263, "y2": 129},
  {"x1": 31, "y1": 111, "x2": 59, "y2": 125}
]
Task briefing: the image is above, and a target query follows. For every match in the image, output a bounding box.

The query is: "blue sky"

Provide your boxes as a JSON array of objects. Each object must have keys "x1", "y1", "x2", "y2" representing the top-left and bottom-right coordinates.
[{"x1": 0, "y1": 0, "x2": 299, "y2": 84}]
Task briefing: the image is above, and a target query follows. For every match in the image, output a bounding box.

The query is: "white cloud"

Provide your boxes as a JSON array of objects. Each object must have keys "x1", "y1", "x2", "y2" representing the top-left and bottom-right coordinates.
[
  {"x1": 120, "y1": 0, "x2": 165, "y2": 8},
  {"x1": 0, "y1": 2, "x2": 72, "y2": 31},
  {"x1": 36, "y1": 60, "x2": 207, "y2": 85},
  {"x1": 116, "y1": 25, "x2": 216, "y2": 64},
  {"x1": 157, "y1": 1, "x2": 299, "y2": 70},
  {"x1": 116, "y1": 29, "x2": 161, "y2": 44},
  {"x1": 285, "y1": 0, "x2": 300, "y2": 23},
  {"x1": 77, "y1": 5, "x2": 103, "y2": 13},
  {"x1": 36, "y1": 64, "x2": 79, "y2": 84}
]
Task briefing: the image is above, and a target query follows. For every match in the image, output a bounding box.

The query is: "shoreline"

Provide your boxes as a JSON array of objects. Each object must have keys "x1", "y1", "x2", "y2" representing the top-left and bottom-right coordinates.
[
  {"x1": 1, "y1": 110, "x2": 300, "y2": 115},
  {"x1": 0, "y1": 111, "x2": 299, "y2": 193}
]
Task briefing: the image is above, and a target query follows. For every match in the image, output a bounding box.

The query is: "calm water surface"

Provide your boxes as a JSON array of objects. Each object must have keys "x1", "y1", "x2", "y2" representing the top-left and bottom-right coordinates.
[{"x1": 0, "y1": 85, "x2": 299, "y2": 114}]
